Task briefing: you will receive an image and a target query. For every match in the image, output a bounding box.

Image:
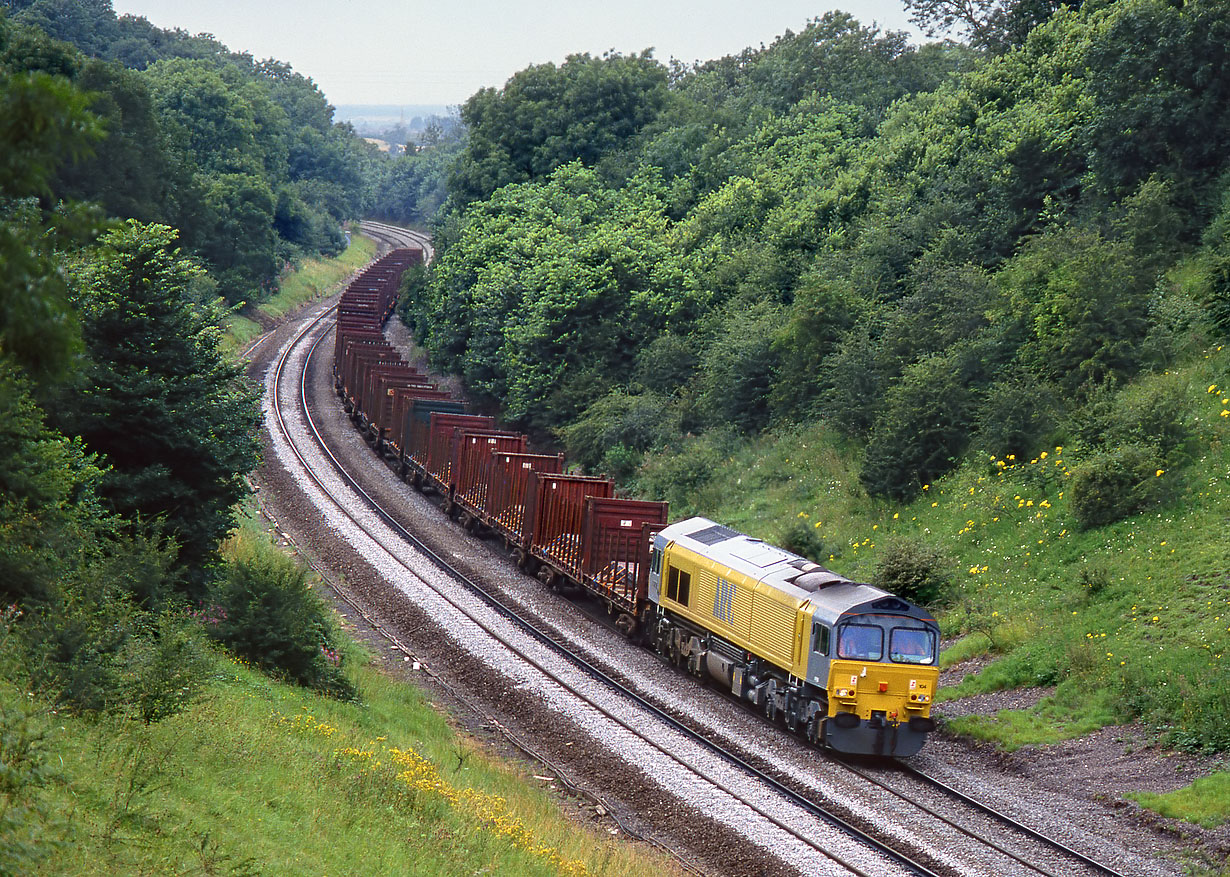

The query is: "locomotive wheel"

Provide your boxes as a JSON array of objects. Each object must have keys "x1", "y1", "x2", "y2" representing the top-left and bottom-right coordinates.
[{"x1": 805, "y1": 715, "x2": 820, "y2": 745}]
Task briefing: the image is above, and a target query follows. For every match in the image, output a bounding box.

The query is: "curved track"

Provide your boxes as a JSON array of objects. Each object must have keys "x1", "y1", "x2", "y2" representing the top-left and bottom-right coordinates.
[
  {"x1": 258, "y1": 221, "x2": 1170, "y2": 877},
  {"x1": 268, "y1": 294, "x2": 933, "y2": 876}
]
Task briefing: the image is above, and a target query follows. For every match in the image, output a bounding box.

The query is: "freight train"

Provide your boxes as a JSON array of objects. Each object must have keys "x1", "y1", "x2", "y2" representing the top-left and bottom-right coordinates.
[{"x1": 332, "y1": 248, "x2": 940, "y2": 757}]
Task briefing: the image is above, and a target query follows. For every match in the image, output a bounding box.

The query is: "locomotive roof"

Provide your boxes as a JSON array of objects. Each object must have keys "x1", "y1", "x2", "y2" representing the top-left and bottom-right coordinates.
[{"x1": 659, "y1": 516, "x2": 935, "y2": 624}]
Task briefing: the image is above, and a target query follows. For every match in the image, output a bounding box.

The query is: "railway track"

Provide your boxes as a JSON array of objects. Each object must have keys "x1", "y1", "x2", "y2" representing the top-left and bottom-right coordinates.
[
  {"x1": 831, "y1": 757, "x2": 1130, "y2": 877},
  {"x1": 255, "y1": 221, "x2": 1171, "y2": 877},
  {"x1": 358, "y1": 219, "x2": 434, "y2": 261},
  {"x1": 269, "y1": 280, "x2": 935, "y2": 877}
]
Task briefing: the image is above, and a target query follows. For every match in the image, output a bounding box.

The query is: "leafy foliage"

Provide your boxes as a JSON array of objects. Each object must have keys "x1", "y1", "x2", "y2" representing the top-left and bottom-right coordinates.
[
  {"x1": 209, "y1": 535, "x2": 356, "y2": 701},
  {"x1": 859, "y1": 344, "x2": 988, "y2": 501},
  {"x1": 53, "y1": 222, "x2": 261, "y2": 594},
  {"x1": 1068, "y1": 443, "x2": 1164, "y2": 530},
  {"x1": 449, "y1": 51, "x2": 668, "y2": 206},
  {"x1": 403, "y1": 1, "x2": 1230, "y2": 563},
  {"x1": 6, "y1": 3, "x2": 370, "y2": 304},
  {"x1": 560, "y1": 390, "x2": 681, "y2": 474},
  {"x1": 874, "y1": 539, "x2": 954, "y2": 608}
]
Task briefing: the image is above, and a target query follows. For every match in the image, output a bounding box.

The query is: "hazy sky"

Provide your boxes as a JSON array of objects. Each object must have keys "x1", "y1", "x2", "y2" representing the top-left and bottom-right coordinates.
[{"x1": 109, "y1": 1, "x2": 924, "y2": 108}]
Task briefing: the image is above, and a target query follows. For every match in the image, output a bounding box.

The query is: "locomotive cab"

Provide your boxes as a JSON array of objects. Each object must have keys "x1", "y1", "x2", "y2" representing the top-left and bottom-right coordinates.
[{"x1": 813, "y1": 598, "x2": 939, "y2": 757}]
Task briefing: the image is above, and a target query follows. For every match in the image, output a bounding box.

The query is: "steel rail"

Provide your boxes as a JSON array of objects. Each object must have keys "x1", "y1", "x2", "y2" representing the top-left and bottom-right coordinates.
[
  {"x1": 878, "y1": 761, "x2": 1129, "y2": 877},
  {"x1": 310, "y1": 219, "x2": 1110, "y2": 877},
  {"x1": 273, "y1": 301, "x2": 939, "y2": 877}
]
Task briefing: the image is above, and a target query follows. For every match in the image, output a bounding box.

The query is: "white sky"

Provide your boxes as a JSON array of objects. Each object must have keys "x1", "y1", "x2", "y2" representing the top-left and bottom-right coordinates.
[{"x1": 109, "y1": 1, "x2": 924, "y2": 108}]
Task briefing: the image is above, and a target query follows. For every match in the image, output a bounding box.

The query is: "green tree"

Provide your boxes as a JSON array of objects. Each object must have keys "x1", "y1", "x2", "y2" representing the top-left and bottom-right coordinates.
[
  {"x1": 903, "y1": 0, "x2": 1070, "y2": 52},
  {"x1": 859, "y1": 342, "x2": 988, "y2": 500},
  {"x1": 52, "y1": 57, "x2": 171, "y2": 222},
  {"x1": 199, "y1": 172, "x2": 279, "y2": 303},
  {"x1": 0, "y1": 21, "x2": 100, "y2": 383},
  {"x1": 695, "y1": 299, "x2": 784, "y2": 432},
  {"x1": 53, "y1": 221, "x2": 260, "y2": 595},
  {"x1": 449, "y1": 51, "x2": 668, "y2": 205},
  {"x1": 0, "y1": 361, "x2": 102, "y2": 605},
  {"x1": 142, "y1": 57, "x2": 284, "y2": 177},
  {"x1": 1001, "y1": 225, "x2": 1151, "y2": 394}
]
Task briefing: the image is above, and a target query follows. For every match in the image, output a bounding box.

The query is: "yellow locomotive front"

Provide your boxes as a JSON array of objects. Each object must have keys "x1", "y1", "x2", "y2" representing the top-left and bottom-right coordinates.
[{"x1": 821, "y1": 609, "x2": 939, "y2": 756}]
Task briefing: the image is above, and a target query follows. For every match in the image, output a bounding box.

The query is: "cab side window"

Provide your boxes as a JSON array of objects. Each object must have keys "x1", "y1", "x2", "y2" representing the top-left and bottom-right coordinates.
[
  {"x1": 666, "y1": 566, "x2": 691, "y2": 606},
  {"x1": 813, "y1": 624, "x2": 830, "y2": 656}
]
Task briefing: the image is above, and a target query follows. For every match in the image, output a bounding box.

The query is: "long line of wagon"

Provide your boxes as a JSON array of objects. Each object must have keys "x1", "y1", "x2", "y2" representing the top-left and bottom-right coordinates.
[{"x1": 333, "y1": 248, "x2": 668, "y2": 639}]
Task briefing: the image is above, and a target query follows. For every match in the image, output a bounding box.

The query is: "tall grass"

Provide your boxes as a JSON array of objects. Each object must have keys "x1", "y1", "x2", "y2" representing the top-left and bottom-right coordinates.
[
  {"x1": 14, "y1": 650, "x2": 679, "y2": 876},
  {"x1": 4, "y1": 505, "x2": 679, "y2": 876}
]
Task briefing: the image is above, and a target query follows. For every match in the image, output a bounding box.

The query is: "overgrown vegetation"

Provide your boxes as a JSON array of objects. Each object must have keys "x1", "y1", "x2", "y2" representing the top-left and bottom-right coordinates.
[
  {"x1": 207, "y1": 524, "x2": 357, "y2": 700},
  {"x1": 0, "y1": 618, "x2": 681, "y2": 876},
  {"x1": 7, "y1": 0, "x2": 1230, "y2": 853},
  {"x1": 3, "y1": 0, "x2": 373, "y2": 304},
  {"x1": 393, "y1": 0, "x2": 1230, "y2": 770},
  {"x1": 0, "y1": 0, "x2": 380, "y2": 825},
  {"x1": 405, "y1": 1, "x2": 1230, "y2": 507}
]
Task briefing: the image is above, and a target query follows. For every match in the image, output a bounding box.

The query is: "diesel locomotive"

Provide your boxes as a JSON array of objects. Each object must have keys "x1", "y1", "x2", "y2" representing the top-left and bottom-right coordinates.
[
  {"x1": 650, "y1": 517, "x2": 938, "y2": 756},
  {"x1": 333, "y1": 248, "x2": 940, "y2": 757}
]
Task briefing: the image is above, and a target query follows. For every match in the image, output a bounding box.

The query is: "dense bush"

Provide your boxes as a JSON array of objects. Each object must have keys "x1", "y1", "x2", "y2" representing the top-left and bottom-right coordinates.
[
  {"x1": 560, "y1": 390, "x2": 681, "y2": 472},
  {"x1": 1199, "y1": 190, "x2": 1230, "y2": 338},
  {"x1": 1002, "y1": 227, "x2": 1152, "y2": 395},
  {"x1": 873, "y1": 538, "x2": 953, "y2": 608},
  {"x1": 0, "y1": 694, "x2": 63, "y2": 874},
  {"x1": 859, "y1": 345, "x2": 985, "y2": 501},
  {"x1": 695, "y1": 300, "x2": 784, "y2": 432},
  {"x1": 629, "y1": 430, "x2": 735, "y2": 516},
  {"x1": 773, "y1": 517, "x2": 827, "y2": 563},
  {"x1": 16, "y1": 526, "x2": 215, "y2": 721},
  {"x1": 1068, "y1": 443, "x2": 1164, "y2": 530},
  {"x1": 209, "y1": 535, "x2": 356, "y2": 701},
  {"x1": 632, "y1": 334, "x2": 700, "y2": 396},
  {"x1": 973, "y1": 372, "x2": 1063, "y2": 461},
  {"x1": 1070, "y1": 378, "x2": 1191, "y2": 465}
]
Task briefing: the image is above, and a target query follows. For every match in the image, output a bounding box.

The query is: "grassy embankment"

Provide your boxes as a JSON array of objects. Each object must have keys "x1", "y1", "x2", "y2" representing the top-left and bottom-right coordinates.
[
  {"x1": 3, "y1": 586, "x2": 675, "y2": 875},
  {"x1": 222, "y1": 231, "x2": 378, "y2": 353},
  {"x1": 3, "y1": 237, "x2": 680, "y2": 876},
  {"x1": 636, "y1": 343, "x2": 1230, "y2": 831}
]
